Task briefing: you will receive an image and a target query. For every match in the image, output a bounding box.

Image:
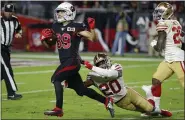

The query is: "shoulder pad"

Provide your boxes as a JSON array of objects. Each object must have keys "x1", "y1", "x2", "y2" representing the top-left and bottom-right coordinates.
[
  {"x1": 111, "y1": 63, "x2": 123, "y2": 71},
  {"x1": 156, "y1": 20, "x2": 168, "y2": 32},
  {"x1": 74, "y1": 22, "x2": 86, "y2": 27}
]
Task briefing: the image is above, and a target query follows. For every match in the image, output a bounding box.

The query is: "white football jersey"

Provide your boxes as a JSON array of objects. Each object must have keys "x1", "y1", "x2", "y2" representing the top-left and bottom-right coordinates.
[
  {"x1": 87, "y1": 63, "x2": 127, "y2": 103},
  {"x1": 156, "y1": 20, "x2": 184, "y2": 62}
]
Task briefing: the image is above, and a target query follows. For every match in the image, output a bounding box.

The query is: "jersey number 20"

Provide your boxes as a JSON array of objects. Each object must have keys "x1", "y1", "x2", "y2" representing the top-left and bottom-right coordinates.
[
  {"x1": 99, "y1": 79, "x2": 121, "y2": 96},
  {"x1": 57, "y1": 33, "x2": 71, "y2": 49}
]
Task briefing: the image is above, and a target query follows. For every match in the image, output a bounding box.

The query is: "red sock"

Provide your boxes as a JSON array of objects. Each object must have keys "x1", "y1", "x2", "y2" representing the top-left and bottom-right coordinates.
[{"x1": 151, "y1": 84, "x2": 161, "y2": 97}]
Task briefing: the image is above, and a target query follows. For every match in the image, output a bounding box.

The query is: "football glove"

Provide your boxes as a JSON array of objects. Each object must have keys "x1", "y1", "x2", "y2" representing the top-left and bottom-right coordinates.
[
  {"x1": 84, "y1": 61, "x2": 93, "y2": 70},
  {"x1": 87, "y1": 17, "x2": 95, "y2": 29},
  {"x1": 40, "y1": 28, "x2": 57, "y2": 47},
  {"x1": 40, "y1": 29, "x2": 55, "y2": 41},
  {"x1": 150, "y1": 40, "x2": 157, "y2": 47}
]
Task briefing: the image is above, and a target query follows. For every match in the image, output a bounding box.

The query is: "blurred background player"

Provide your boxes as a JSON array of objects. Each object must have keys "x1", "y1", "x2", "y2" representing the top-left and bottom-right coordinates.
[
  {"x1": 82, "y1": 53, "x2": 172, "y2": 117},
  {"x1": 40, "y1": 2, "x2": 114, "y2": 117},
  {"x1": 142, "y1": 2, "x2": 184, "y2": 116},
  {"x1": 1, "y1": 3, "x2": 23, "y2": 100},
  {"x1": 111, "y1": 11, "x2": 129, "y2": 56}
]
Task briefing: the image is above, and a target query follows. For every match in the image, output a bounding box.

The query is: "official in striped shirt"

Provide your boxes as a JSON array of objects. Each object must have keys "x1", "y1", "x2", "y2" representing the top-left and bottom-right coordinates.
[{"x1": 1, "y1": 3, "x2": 22, "y2": 100}]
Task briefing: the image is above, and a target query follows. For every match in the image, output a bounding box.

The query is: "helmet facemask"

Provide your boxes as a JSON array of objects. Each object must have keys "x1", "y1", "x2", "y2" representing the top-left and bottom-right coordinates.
[{"x1": 153, "y1": 8, "x2": 165, "y2": 20}]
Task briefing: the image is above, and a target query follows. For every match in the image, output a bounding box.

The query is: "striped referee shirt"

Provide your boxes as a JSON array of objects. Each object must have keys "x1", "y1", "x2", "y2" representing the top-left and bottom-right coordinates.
[{"x1": 1, "y1": 15, "x2": 22, "y2": 46}]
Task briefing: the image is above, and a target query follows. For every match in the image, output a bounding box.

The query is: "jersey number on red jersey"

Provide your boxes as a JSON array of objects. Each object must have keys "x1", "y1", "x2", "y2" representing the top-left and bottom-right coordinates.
[{"x1": 57, "y1": 33, "x2": 71, "y2": 49}]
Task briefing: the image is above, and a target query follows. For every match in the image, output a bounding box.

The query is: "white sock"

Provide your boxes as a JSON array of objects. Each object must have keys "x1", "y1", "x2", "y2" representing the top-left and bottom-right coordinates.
[
  {"x1": 143, "y1": 85, "x2": 154, "y2": 100},
  {"x1": 154, "y1": 97, "x2": 160, "y2": 108},
  {"x1": 146, "y1": 85, "x2": 154, "y2": 100}
]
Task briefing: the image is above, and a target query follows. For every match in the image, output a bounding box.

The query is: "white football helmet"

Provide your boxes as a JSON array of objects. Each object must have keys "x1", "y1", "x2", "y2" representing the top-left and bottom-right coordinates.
[{"x1": 54, "y1": 2, "x2": 76, "y2": 23}]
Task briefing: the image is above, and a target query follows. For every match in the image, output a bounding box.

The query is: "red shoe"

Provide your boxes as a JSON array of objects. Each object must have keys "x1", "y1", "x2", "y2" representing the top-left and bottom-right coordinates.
[
  {"x1": 44, "y1": 107, "x2": 63, "y2": 117},
  {"x1": 104, "y1": 97, "x2": 115, "y2": 118},
  {"x1": 160, "y1": 109, "x2": 172, "y2": 117}
]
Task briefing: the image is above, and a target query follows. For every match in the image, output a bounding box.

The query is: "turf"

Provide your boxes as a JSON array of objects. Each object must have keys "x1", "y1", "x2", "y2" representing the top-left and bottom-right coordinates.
[{"x1": 1, "y1": 53, "x2": 184, "y2": 119}]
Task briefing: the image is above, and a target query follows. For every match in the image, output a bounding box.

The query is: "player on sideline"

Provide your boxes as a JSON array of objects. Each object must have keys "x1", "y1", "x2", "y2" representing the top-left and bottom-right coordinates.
[
  {"x1": 142, "y1": 2, "x2": 184, "y2": 117},
  {"x1": 40, "y1": 2, "x2": 114, "y2": 118}
]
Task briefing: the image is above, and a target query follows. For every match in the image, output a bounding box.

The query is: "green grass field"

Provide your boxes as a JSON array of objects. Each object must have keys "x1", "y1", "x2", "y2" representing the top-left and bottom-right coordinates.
[{"x1": 1, "y1": 53, "x2": 184, "y2": 119}]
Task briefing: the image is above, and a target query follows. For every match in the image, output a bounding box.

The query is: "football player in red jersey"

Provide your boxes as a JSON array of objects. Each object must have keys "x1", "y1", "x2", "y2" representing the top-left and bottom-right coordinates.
[{"x1": 40, "y1": 2, "x2": 114, "y2": 118}]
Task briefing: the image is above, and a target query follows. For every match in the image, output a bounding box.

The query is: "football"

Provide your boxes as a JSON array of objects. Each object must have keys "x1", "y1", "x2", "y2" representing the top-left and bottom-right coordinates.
[
  {"x1": 45, "y1": 37, "x2": 57, "y2": 45},
  {"x1": 42, "y1": 34, "x2": 58, "y2": 47}
]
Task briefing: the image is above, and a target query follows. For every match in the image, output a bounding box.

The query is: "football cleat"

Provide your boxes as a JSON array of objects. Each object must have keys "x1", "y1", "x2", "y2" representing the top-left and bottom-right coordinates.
[
  {"x1": 160, "y1": 109, "x2": 172, "y2": 117},
  {"x1": 141, "y1": 109, "x2": 172, "y2": 118},
  {"x1": 141, "y1": 112, "x2": 160, "y2": 117},
  {"x1": 44, "y1": 107, "x2": 63, "y2": 117},
  {"x1": 105, "y1": 97, "x2": 115, "y2": 118},
  {"x1": 7, "y1": 93, "x2": 22, "y2": 100}
]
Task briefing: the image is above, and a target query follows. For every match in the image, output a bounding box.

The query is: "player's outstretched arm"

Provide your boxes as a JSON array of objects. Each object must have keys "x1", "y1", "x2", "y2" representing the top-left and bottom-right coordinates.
[
  {"x1": 83, "y1": 61, "x2": 119, "y2": 79},
  {"x1": 78, "y1": 17, "x2": 96, "y2": 41}
]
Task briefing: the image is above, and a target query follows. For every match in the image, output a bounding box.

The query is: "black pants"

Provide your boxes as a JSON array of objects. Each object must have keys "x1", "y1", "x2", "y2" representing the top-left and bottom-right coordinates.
[
  {"x1": 1, "y1": 48, "x2": 18, "y2": 96},
  {"x1": 52, "y1": 58, "x2": 106, "y2": 109}
]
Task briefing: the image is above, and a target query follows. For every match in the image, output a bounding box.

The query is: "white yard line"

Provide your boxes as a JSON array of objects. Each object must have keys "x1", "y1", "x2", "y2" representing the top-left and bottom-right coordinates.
[
  {"x1": 13, "y1": 63, "x2": 157, "y2": 69},
  {"x1": 13, "y1": 64, "x2": 56, "y2": 68},
  {"x1": 1, "y1": 79, "x2": 179, "y2": 96},
  {"x1": 171, "y1": 110, "x2": 184, "y2": 113},
  {"x1": 16, "y1": 82, "x2": 25, "y2": 85},
  {"x1": 14, "y1": 64, "x2": 158, "y2": 75},
  {"x1": 15, "y1": 70, "x2": 54, "y2": 75},
  {"x1": 2, "y1": 89, "x2": 54, "y2": 95},
  {"x1": 12, "y1": 54, "x2": 162, "y2": 62}
]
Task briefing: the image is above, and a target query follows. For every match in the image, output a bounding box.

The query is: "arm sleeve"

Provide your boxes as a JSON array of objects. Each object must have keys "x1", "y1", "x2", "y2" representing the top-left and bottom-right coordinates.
[
  {"x1": 91, "y1": 66, "x2": 119, "y2": 79},
  {"x1": 77, "y1": 22, "x2": 87, "y2": 31},
  {"x1": 153, "y1": 21, "x2": 168, "y2": 52},
  {"x1": 153, "y1": 31, "x2": 167, "y2": 52},
  {"x1": 76, "y1": 22, "x2": 88, "y2": 36}
]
